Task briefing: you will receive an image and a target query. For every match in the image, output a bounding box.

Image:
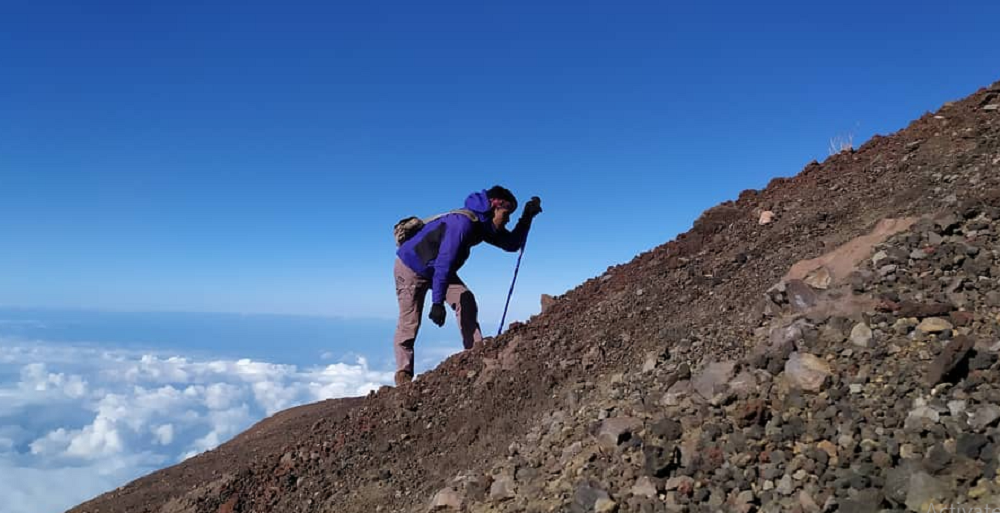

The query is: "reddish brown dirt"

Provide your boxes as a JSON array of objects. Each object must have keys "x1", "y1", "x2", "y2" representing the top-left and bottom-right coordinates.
[{"x1": 68, "y1": 79, "x2": 1000, "y2": 513}]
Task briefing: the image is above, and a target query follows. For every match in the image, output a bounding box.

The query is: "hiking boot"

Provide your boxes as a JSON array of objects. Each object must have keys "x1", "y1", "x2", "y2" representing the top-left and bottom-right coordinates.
[{"x1": 394, "y1": 370, "x2": 413, "y2": 387}]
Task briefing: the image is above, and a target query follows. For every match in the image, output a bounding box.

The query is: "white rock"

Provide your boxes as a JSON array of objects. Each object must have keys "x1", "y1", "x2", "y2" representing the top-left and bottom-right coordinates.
[
  {"x1": 776, "y1": 475, "x2": 795, "y2": 495},
  {"x1": 630, "y1": 477, "x2": 658, "y2": 499},
  {"x1": 905, "y1": 472, "x2": 949, "y2": 512},
  {"x1": 692, "y1": 361, "x2": 737, "y2": 400},
  {"x1": 660, "y1": 380, "x2": 691, "y2": 407},
  {"x1": 905, "y1": 406, "x2": 941, "y2": 431},
  {"x1": 664, "y1": 475, "x2": 694, "y2": 491},
  {"x1": 917, "y1": 317, "x2": 953, "y2": 334},
  {"x1": 948, "y1": 400, "x2": 967, "y2": 418},
  {"x1": 784, "y1": 353, "x2": 832, "y2": 392},
  {"x1": 431, "y1": 487, "x2": 463, "y2": 510},
  {"x1": 970, "y1": 405, "x2": 1000, "y2": 430},
  {"x1": 489, "y1": 476, "x2": 515, "y2": 502},
  {"x1": 595, "y1": 498, "x2": 617, "y2": 513},
  {"x1": 596, "y1": 417, "x2": 642, "y2": 450},
  {"x1": 850, "y1": 323, "x2": 873, "y2": 348},
  {"x1": 804, "y1": 266, "x2": 832, "y2": 290}
]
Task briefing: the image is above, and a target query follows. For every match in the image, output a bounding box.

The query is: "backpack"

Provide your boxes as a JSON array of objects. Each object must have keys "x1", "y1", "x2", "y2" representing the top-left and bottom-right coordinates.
[{"x1": 393, "y1": 209, "x2": 479, "y2": 247}]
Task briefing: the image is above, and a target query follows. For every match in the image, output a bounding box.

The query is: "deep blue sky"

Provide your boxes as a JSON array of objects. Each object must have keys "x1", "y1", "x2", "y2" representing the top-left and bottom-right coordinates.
[{"x1": 3, "y1": 0, "x2": 999, "y2": 323}]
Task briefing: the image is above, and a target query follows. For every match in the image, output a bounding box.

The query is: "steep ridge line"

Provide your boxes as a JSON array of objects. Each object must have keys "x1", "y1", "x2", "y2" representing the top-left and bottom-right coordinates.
[{"x1": 69, "y1": 79, "x2": 1000, "y2": 513}]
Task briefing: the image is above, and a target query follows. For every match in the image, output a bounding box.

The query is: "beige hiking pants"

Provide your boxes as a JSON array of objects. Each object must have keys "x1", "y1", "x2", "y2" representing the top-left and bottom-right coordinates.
[{"x1": 393, "y1": 258, "x2": 483, "y2": 373}]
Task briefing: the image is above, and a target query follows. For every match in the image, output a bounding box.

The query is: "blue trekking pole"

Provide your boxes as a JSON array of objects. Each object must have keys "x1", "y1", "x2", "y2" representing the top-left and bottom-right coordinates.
[
  {"x1": 497, "y1": 196, "x2": 540, "y2": 336},
  {"x1": 497, "y1": 242, "x2": 526, "y2": 336}
]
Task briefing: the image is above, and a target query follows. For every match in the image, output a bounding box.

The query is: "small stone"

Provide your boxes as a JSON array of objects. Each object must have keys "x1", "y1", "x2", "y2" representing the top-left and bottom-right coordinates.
[
  {"x1": 956, "y1": 433, "x2": 989, "y2": 459},
  {"x1": 643, "y1": 442, "x2": 680, "y2": 478},
  {"x1": 573, "y1": 484, "x2": 611, "y2": 513},
  {"x1": 489, "y1": 476, "x2": 515, "y2": 502},
  {"x1": 594, "y1": 498, "x2": 617, "y2": 513},
  {"x1": 649, "y1": 418, "x2": 683, "y2": 442},
  {"x1": 905, "y1": 406, "x2": 941, "y2": 431},
  {"x1": 971, "y1": 489, "x2": 995, "y2": 505},
  {"x1": 660, "y1": 380, "x2": 691, "y2": 407},
  {"x1": 970, "y1": 405, "x2": 1000, "y2": 430},
  {"x1": 926, "y1": 335, "x2": 975, "y2": 386},
  {"x1": 630, "y1": 477, "x2": 658, "y2": 499},
  {"x1": 727, "y1": 372, "x2": 757, "y2": 399},
  {"x1": 970, "y1": 351, "x2": 997, "y2": 370},
  {"x1": 850, "y1": 323, "x2": 873, "y2": 348},
  {"x1": 776, "y1": 474, "x2": 795, "y2": 495},
  {"x1": 839, "y1": 489, "x2": 882, "y2": 513},
  {"x1": 885, "y1": 465, "x2": 914, "y2": 503},
  {"x1": 905, "y1": 472, "x2": 950, "y2": 512},
  {"x1": 785, "y1": 280, "x2": 819, "y2": 311},
  {"x1": 898, "y1": 301, "x2": 954, "y2": 318},
  {"x1": 798, "y1": 490, "x2": 821, "y2": 512},
  {"x1": 923, "y1": 443, "x2": 951, "y2": 473},
  {"x1": 804, "y1": 266, "x2": 833, "y2": 290},
  {"x1": 784, "y1": 353, "x2": 832, "y2": 392},
  {"x1": 917, "y1": 317, "x2": 954, "y2": 334},
  {"x1": 596, "y1": 417, "x2": 642, "y2": 450},
  {"x1": 816, "y1": 440, "x2": 838, "y2": 465},
  {"x1": 759, "y1": 211, "x2": 776, "y2": 225},
  {"x1": 664, "y1": 476, "x2": 694, "y2": 492},
  {"x1": 692, "y1": 361, "x2": 737, "y2": 400},
  {"x1": 431, "y1": 487, "x2": 463, "y2": 510}
]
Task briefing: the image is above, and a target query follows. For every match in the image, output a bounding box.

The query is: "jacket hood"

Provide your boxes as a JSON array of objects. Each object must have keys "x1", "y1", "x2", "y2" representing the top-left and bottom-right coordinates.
[
  {"x1": 465, "y1": 189, "x2": 496, "y2": 232},
  {"x1": 464, "y1": 190, "x2": 494, "y2": 226}
]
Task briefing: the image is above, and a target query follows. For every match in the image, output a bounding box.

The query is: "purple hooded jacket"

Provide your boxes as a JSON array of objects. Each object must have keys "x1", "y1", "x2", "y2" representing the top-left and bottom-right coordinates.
[{"x1": 397, "y1": 190, "x2": 532, "y2": 305}]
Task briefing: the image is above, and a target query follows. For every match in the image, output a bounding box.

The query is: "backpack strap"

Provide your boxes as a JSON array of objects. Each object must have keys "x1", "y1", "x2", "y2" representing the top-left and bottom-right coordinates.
[{"x1": 423, "y1": 208, "x2": 479, "y2": 224}]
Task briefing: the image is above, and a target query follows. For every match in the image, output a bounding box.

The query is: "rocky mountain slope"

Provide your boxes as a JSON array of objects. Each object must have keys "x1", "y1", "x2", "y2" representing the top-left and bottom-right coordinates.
[{"x1": 70, "y1": 79, "x2": 1000, "y2": 513}]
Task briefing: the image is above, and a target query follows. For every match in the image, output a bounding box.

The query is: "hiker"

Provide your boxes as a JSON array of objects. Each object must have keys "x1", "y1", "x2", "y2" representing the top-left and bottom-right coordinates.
[{"x1": 392, "y1": 186, "x2": 542, "y2": 386}]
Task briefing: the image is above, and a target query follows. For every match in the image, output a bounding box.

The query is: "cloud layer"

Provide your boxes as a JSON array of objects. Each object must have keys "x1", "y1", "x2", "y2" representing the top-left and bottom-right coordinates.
[{"x1": 0, "y1": 338, "x2": 393, "y2": 513}]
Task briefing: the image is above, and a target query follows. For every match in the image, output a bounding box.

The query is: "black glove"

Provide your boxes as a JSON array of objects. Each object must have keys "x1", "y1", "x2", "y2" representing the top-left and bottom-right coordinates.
[
  {"x1": 428, "y1": 302, "x2": 446, "y2": 327},
  {"x1": 522, "y1": 196, "x2": 542, "y2": 219}
]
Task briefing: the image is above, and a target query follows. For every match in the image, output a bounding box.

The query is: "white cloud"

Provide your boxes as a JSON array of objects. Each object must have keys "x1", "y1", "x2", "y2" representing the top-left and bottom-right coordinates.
[
  {"x1": 153, "y1": 424, "x2": 174, "y2": 445},
  {"x1": 18, "y1": 363, "x2": 89, "y2": 398},
  {"x1": 64, "y1": 417, "x2": 125, "y2": 459},
  {"x1": 204, "y1": 382, "x2": 243, "y2": 410},
  {"x1": 29, "y1": 428, "x2": 72, "y2": 456},
  {"x1": 0, "y1": 337, "x2": 394, "y2": 513}
]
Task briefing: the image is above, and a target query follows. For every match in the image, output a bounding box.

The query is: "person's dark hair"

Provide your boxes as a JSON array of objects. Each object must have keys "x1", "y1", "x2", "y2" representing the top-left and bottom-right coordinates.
[{"x1": 486, "y1": 185, "x2": 517, "y2": 210}]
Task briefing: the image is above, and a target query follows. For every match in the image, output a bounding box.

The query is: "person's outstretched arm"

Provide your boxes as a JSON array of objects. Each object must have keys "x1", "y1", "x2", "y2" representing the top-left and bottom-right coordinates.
[{"x1": 487, "y1": 196, "x2": 542, "y2": 251}]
